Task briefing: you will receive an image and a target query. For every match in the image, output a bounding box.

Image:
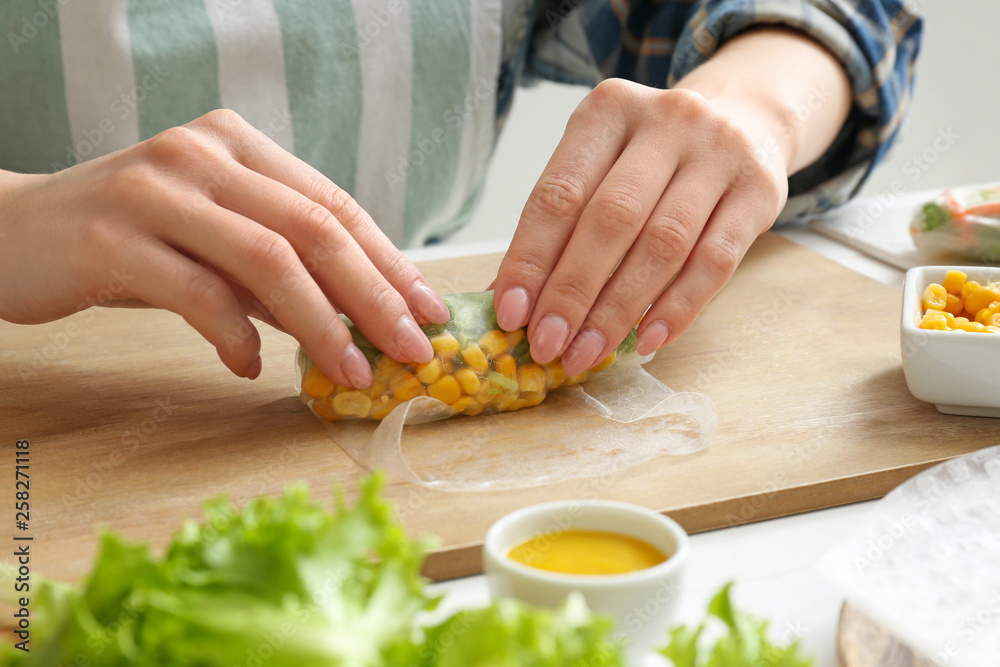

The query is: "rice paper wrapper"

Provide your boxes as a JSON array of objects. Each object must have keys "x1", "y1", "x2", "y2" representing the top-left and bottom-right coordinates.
[
  {"x1": 303, "y1": 358, "x2": 716, "y2": 492},
  {"x1": 820, "y1": 445, "x2": 1000, "y2": 666},
  {"x1": 295, "y1": 290, "x2": 716, "y2": 490}
]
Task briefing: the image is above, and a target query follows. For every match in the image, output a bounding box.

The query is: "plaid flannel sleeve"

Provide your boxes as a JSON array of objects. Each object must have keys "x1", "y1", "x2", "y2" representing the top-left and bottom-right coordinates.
[{"x1": 522, "y1": 0, "x2": 923, "y2": 220}]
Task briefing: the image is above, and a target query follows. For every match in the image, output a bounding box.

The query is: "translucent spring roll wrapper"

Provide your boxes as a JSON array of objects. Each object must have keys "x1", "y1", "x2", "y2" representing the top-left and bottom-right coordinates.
[
  {"x1": 299, "y1": 291, "x2": 643, "y2": 421},
  {"x1": 296, "y1": 291, "x2": 717, "y2": 491},
  {"x1": 911, "y1": 185, "x2": 1000, "y2": 262}
]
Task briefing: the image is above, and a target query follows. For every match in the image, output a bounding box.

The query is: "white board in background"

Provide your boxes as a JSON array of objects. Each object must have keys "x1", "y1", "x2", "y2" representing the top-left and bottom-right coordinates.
[{"x1": 807, "y1": 183, "x2": 997, "y2": 271}]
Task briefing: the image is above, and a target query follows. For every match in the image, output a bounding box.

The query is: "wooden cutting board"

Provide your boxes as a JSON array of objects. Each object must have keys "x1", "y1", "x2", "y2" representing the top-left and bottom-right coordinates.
[{"x1": 2, "y1": 232, "x2": 998, "y2": 584}]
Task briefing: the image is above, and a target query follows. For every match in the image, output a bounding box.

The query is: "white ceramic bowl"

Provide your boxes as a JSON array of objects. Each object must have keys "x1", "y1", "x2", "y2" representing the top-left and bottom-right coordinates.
[
  {"x1": 901, "y1": 265, "x2": 1000, "y2": 417},
  {"x1": 483, "y1": 499, "x2": 689, "y2": 657}
]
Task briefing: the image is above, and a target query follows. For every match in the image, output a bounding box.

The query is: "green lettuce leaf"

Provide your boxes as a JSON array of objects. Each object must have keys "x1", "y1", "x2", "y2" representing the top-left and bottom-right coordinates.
[
  {"x1": 390, "y1": 594, "x2": 625, "y2": 667},
  {"x1": 660, "y1": 583, "x2": 815, "y2": 667},
  {"x1": 0, "y1": 473, "x2": 625, "y2": 667},
  {"x1": 1, "y1": 474, "x2": 434, "y2": 667}
]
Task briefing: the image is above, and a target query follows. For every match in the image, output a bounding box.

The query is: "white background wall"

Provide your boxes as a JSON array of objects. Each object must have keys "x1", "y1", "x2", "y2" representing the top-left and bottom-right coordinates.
[{"x1": 452, "y1": 1, "x2": 1000, "y2": 244}]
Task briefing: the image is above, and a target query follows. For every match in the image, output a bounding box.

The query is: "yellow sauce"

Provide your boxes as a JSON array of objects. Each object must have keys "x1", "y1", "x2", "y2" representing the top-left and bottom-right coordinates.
[{"x1": 506, "y1": 529, "x2": 667, "y2": 575}]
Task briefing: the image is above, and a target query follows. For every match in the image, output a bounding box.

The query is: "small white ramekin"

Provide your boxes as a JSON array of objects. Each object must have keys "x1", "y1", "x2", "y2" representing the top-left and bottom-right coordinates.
[
  {"x1": 901, "y1": 265, "x2": 1000, "y2": 417},
  {"x1": 483, "y1": 499, "x2": 689, "y2": 657}
]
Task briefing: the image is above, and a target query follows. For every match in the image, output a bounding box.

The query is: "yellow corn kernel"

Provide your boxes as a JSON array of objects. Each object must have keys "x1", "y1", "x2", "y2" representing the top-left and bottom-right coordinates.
[
  {"x1": 961, "y1": 280, "x2": 981, "y2": 305},
  {"x1": 495, "y1": 353, "x2": 517, "y2": 379},
  {"x1": 428, "y1": 375, "x2": 462, "y2": 405},
  {"x1": 370, "y1": 397, "x2": 399, "y2": 420},
  {"x1": 966, "y1": 286, "x2": 1000, "y2": 315},
  {"x1": 592, "y1": 351, "x2": 616, "y2": 373},
  {"x1": 942, "y1": 270, "x2": 967, "y2": 295},
  {"x1": 479, "y1": 329, "x2": 509, "y2": 358},
  {"x1": 461, "y1": 344, "x2": 489, "y2": 374},
  {"x1": 544, "y1": 361, "x2": 566, "y2": 389},
  {"x1": 373, "y1": 356, "x2": 402, "y2": 382},
  {"x1": 493, "y1": 392, "x2": 519, "y2": 412},
  {"x1": 922, "y1": 284, "x2": 948, "y2": 312},
  {"x1": 311, "y1": 399, "x2": 339, "y2": 422},
  {"x1": 959, "y1": 321, "x2": 987, "y2": 333},
  {"x1": 374, "y1": 354, "x2": 399, "y2": 372},
  {"x1": 506, "y1": 329, "x2": 525, "y2": 348},
  {"x1": 954, "y1": 316, "x2": 970, "y2": 327},
  {"x1": 985, "y1": 311, "x2": 1000, "y2": 328},
  {"x1": 563, "y1": 372, "x2": 587, "y2": 386},
  {"x1": 450, "y1": 396, "x2": 473, "y2": 413},
  {"x1": 463, "y1": 400, "x2": 484, "y2": 417},
  {"x1": 986, "y1": 325, "x2": 1000, "y2": 334},
  {"x1": 333, "y1": 391, "x2": 373, "y2": 418},
  {"x1": 416, "y1": 358, "x2": 443, "y2": 384},
  {"x1": 507, "y1": 397, "x2": 529, "y2": 412},
  {"x1": 919, "y1": 310, "x2": 949, "y2": 331},
  {"x1": 522, "y1": 391, "x2": 546, "y2": 407},
  {"x1": 430, "y1": 333, "x2": 460, "y2": 360},
  {"x1": 517, "y1": 364, "x2": 546, "y2": 393},
  {"x1": 455, "y1": 367, "x2": 480, "y2": 394},
  {"x1": 301, "y1": 366, "x2": 335, "y2": 399},
  {"x1": 975, "y1": 302, "x2": 1000, "y2": 325},
  {"x1": 476, "y1": 382, "x2": 497, "y2": 405},
  {"x1": 944, "y1": 294, "x2": 964, "y2": 316},
  {"x1": 391, "y1": 371, "x2": 424, "y2": 402},
  {"x1": 368, "y1": 380, "x2": 387, "y2": 399}
]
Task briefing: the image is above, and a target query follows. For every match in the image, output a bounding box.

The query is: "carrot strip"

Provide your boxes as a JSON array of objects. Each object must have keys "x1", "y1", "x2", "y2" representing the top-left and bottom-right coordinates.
[{"x1": 962, "y1": 201, "x2": 1000, "y2": 218}]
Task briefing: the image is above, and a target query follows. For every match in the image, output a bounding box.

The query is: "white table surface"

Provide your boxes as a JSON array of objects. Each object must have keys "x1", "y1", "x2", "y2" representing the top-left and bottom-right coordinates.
[{"x1": 404, "y1": 221, "x2": 910, "y2": 667}]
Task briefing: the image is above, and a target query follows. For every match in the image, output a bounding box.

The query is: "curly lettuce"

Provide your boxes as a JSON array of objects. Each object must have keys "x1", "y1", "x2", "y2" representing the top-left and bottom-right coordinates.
[
  {"x1": 0, "y1": 474, "x2": 622, "y2": 666},
  {"x1": 660, "y1": 583, "x2": 815, "y2": 667}
]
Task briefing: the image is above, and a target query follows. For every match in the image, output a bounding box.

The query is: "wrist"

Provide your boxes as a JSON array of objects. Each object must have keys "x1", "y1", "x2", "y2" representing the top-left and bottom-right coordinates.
[
  {"x1": 673, "y1": 81, "x2": 797, "y2": 194},
  {"x1": 674, "y1": 67, "x2": 800, "y2": 176},
  {"x1": 672, "y1": 26, "x2": 851, "y2": 175}
]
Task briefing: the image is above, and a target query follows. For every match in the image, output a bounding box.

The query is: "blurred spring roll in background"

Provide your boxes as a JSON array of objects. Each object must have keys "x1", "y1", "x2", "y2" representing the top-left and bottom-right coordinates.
[{"x1": 912, "y1": 185, "x2": 1000, "y2": 261}]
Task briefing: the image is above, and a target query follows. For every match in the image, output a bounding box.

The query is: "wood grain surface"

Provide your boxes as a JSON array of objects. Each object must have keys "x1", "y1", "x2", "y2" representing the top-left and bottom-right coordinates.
[
  {"x1": 838, "y1": 602, "x2": 935, "y2": 666},
  {"x1": 2, "y1": 232, "x2": 998, "y2": 584}
]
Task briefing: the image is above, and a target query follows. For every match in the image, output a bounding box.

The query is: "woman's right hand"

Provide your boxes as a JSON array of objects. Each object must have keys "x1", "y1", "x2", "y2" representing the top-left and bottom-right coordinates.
[{"x1": 0, "y1": 109, "x2": 449, "y2": 387}]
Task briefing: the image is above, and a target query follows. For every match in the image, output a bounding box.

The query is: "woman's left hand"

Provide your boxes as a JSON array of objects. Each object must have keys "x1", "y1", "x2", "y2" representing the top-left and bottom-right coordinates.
[
  {"x1": 492, "y1": 28, "x2": 851, "y2": 377},
  {"x1": 492, "y1": 79, "x2": 789, "y2": 376}
]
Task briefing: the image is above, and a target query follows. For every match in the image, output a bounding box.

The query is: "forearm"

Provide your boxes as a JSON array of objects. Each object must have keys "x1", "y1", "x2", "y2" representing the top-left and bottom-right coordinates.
[{"x1": 673, "y1": 26, "x2": 852, "y2": 175}]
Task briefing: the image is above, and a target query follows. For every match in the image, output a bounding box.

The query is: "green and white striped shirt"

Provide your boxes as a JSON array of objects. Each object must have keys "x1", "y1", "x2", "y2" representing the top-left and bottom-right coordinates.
[
  {"x1": 1, "y1": 0, "x2": 507, "y2": 247},
  {"x1": 0, "y1": 0, "x2": 919, "y2": 245}
]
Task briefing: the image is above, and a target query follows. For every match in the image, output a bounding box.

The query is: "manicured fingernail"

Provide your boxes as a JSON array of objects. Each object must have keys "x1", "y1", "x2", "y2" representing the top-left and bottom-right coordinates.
[
  {"x1": 637, "y1": 320, "x2": 669, "y2": 356},
  {"x1": 560, "y1": 329, "x2": 606, "y2": 377},
  {"x1": 530, "y1": 314, "x2": 570, "y2": 364},
  {"x1": 341, "y1": 343, "x2": 373, "y2": 388},
  {"x1": 245, "y1": 356, "x2": 262, "y2": 380},
  {"x1": 409, "y1": 282, "x2": 450, "y2": 324},
  {"x1": 496, "y1": 287, "x2": 530, "y2": 331},
  {"x1": 394, "y1": 315, "x2": 433, "y2": 363}
]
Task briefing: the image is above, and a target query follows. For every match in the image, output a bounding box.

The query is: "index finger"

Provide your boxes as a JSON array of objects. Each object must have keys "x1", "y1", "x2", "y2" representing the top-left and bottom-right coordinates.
[
  {"x1": 492, "y1": 84, "x2": 630, "y2": 333},
  {"x1": 199, "y1": 111, "x2": 451, "y2": 328}
]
